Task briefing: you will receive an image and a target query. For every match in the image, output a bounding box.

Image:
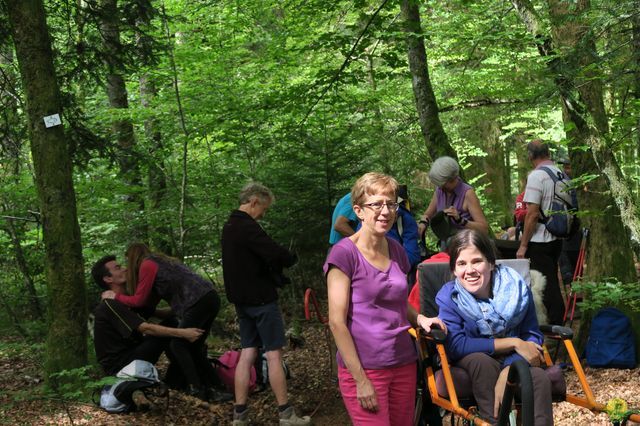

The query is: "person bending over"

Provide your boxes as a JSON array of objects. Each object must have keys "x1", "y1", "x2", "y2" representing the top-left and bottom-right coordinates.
[{"x1": 101, "y1": 244, "x2": 222, "y2": 401}]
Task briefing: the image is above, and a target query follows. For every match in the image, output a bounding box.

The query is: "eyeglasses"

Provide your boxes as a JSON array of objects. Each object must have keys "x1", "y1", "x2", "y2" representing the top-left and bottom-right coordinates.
[{"x1": 361, "y1": 201, "x2": 399, "y2": 212}]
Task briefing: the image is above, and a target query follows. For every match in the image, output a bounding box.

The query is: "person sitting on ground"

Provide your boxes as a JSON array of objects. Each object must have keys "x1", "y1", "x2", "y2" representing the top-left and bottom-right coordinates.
[
  {"x1": 417, "y1": 156, "x2": 488, "y2": 244},
  {"x1": 329, "y1": 192, "x2": 359, "y2": 246},
  {"x1": 91, "y1": 254, "x2": 210, "y2": 412},
  {"x1": 101, "y1": 244, "x2": 222, "y2": 401},
  {"x1": 325, "y1": 172, "x2": 446, "y2": 425},
  {"x1": 436, "y1": 229, "x2": 553, "y2": 425}
]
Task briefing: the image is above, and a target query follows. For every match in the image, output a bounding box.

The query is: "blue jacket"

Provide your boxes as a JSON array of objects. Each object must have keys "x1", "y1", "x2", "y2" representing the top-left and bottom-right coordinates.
[{"x1": 435, "y1": 281, "x2": 543, "y2": 366}]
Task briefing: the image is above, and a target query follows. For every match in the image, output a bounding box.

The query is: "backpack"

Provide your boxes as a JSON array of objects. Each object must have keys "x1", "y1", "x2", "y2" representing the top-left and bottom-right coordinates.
[
  {"x1": 213, "y1": 350, "x2": 257, "y2": 393},
  {"x1": 585, "y1": 308, "x2": 636, "y2": 369},
  {"x1": 255, "y1": 350, "x2": 290, "y2": 390},
  {"x1": 98, "y1": 360, "x2": 160, "y2": 413},
  {"x1": 538, "y1": 166, "x2": 579, "y2": 239}
]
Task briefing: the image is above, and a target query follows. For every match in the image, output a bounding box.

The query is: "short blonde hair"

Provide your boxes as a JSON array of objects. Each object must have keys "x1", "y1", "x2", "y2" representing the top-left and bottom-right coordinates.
[{"x1": 351, "y1": 172, "x2": 398, "y2": 206}]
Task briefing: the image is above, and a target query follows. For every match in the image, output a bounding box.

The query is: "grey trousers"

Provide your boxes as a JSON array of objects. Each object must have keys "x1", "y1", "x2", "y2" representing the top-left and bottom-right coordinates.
[{"x1": 457, "y1": 352, "x2": 553, "y2": 426}]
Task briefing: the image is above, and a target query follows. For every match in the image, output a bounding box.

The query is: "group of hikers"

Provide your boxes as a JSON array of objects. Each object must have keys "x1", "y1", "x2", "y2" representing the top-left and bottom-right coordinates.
[
  {"x1": 326, "y1": 139, "x2": 571, "y2": 425},
  {"x1": 92, "y1": 138, "x2": 570, "y2": 425},
  {"x1": 92, "y1": 183, "x2": 310, "y2": 425}
]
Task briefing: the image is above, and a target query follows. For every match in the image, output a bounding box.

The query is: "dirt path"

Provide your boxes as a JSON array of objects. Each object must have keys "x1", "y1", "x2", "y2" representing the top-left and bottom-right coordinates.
[{"x1": 1, "y1": 326, "x2": 639, "y2": 425}]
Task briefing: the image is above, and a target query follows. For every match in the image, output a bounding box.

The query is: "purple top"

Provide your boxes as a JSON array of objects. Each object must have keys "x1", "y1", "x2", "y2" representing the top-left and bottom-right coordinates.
[
  {"x1": 436, "y1": 179, "x2": 472, "y2": 229},
  {"x1": 323, "y1": 237, "x2": 417, "y2": 369}
]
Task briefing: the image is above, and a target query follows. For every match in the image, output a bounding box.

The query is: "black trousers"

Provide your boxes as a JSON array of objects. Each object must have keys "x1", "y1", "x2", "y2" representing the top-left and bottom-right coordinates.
[
  {"x1": 526, "y1": 240, "x2": 564, "y2": 325},
  {"x1": 131, "y1": 335, "x2": 169, "y2": 366},
  {"x1": 169, "y1": 290, "x2": 221, "y2": 389}
]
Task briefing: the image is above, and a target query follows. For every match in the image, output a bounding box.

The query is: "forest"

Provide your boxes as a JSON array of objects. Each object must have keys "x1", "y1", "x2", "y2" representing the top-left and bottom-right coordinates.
[{"x1": 1, "y1": 0, "x2": 640, "y2": 423}]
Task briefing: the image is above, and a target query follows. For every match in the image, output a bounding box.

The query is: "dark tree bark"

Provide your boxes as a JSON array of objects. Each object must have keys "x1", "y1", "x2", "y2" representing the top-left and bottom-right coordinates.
[
  {"x1": 545, "y1": 0, "x2": 636, "y2": 280},
  {"x1": 513, "y1": 0, "x2": 638, "y2": 356},
  {"x1": 512, "y1": 0, "x2": 637, "y2": 281},
  {"x1": 632, "y1": 4, "x2": 640, "y2": 194},
  {"x1": 480, "y1": 119, "x2": 511, "y2": 226},
  {"x1": 99, "y1": 0, "x2": 146, "y2": 240},
  {"x1": 5, "y1": 0, "x2": 87, "y2": 380},
  {"x1": 400, "y1": 0, "x2": 458, "y2": 164}
]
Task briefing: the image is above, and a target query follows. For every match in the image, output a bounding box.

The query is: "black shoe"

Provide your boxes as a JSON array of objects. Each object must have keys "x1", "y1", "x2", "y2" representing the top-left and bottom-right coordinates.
[
  {"x1": 186, "y1": 384, "x2": 208, "y2": 401},
  {"x1": 206, "y1": 387, "x2": 233, "y2": 403}
]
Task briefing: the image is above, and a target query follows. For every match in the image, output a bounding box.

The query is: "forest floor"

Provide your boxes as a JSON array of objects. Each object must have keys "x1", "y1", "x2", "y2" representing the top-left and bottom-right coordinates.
[{"x1": 0, "y1": 322, "x2": 639, "y2": 425}]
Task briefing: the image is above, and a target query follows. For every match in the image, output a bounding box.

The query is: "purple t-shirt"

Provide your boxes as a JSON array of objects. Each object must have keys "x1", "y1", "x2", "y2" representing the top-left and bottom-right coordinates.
[{"x1": 323, "y1": 237, "x2": 417, "y2": 369}]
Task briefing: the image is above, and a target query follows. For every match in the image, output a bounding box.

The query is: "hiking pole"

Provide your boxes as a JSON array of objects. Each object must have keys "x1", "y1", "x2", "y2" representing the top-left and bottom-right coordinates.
[{"x1": 563, "y1": 228, "x2": 589, "y2": 327}]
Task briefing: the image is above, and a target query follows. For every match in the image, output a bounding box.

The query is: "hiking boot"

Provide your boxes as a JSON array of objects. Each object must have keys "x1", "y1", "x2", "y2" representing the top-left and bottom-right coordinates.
[
  {"x1": 206, "y1": 387, "x2": 233, "y2": 403},
  {"x1": 279, "y1": 406, "x2": 311, "y2": 425},
  {"x1": 232, "y1": 408, "x2": 249, "y2": 425},
  {"x1": 186, "y1": 384, "x2": 207, "y2": 401}
]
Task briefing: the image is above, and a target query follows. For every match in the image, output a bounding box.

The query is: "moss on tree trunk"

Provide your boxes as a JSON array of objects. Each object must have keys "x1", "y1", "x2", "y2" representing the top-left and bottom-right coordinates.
[{"x1": 6, "y1": 0, "x2": 87, "y2": 381}]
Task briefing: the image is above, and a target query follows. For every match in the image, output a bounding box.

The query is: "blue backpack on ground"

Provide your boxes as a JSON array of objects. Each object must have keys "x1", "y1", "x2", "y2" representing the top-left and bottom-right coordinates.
[
  {"x1": 539, "y1": 166, "x2": 579, "y2": 239},
  {"x1": 585, "y1": 307, "x2": 636, "y2": 369}
]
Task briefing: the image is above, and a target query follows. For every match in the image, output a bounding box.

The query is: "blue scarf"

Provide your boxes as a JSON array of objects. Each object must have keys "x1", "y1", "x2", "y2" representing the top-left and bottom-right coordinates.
[{"x1": 452, "y1": 265, "x2": 530, "y2": 338}]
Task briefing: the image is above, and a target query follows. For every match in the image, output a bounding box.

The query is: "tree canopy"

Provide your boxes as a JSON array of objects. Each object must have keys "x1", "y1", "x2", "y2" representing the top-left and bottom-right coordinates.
[{"x1": 0, "y1": 0, "x2": 639, "y2": 375}]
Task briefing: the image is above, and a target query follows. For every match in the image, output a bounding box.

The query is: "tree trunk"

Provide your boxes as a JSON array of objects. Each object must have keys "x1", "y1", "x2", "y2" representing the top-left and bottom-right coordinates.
[
  {"x1": 136, "y1": 4, "x2": 172, "y2": 254},
  {"x1": 161, "y1": 6, "x2": 190, "y2": 259},
  {"x1": 632, "y1": 4, "x2": 640, "y2": 197},
  {"x1": 546, "y1": 0, "x2": 636, "y2": 281},
  {"x1": 512, "y1": 0, "x2": 637, "y2": 280},
  {"x1": 513, "y1": 132, "x2": 529, "y2": 192},
  {"x1": 400, "y1": 0, "x2": 458, "y2": 164},
  {"x1": 6, "y1": 0, "x2": 87, "y2": 381},
  {"x1": 480, "y1": 119, "x2": 511, "y2": 227},
  {"x1": 0, "y1": 285, "x2": 28, "y2": 338},
  {"x1": 513, "y1": 0, "x2": 638, "y2": 355},
  {"x1": 99, "y1": 0, "x2": 146, "y2": 240}
]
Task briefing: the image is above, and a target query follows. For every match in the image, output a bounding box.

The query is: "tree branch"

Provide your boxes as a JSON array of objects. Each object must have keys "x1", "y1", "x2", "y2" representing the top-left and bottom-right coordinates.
[{"x1": 298, "y1": 0, "x2": 391, "y2": 127}]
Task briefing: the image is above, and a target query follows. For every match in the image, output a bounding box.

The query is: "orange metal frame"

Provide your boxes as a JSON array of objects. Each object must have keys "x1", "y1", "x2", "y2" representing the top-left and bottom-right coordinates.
[{"x1": 416, "y1": 327, "x2": 640, "y2": 425}]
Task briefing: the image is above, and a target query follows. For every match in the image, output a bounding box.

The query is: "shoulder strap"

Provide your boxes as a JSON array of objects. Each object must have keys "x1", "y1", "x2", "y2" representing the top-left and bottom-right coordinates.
[
  {"x1": 538, "y1": 166, "x2": 557, "y2": 223},
  {"x1": 539, "y1": 166, "x2": 564, "y2": 183}
]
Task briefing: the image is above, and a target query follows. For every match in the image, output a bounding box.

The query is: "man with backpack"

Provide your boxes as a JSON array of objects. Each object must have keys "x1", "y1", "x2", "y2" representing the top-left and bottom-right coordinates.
[{"x1": 516, "y1": 140, "x2": 568, "y2": 325}]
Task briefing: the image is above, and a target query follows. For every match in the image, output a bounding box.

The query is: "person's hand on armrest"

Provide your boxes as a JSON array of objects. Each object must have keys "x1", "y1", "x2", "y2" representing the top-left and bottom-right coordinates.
[
  {"x1": 514, "y1": 339, "x2": 544, "y2": 367},
  {"x1": 417, "y1": 314, "x2": 447, "y2": 334}
]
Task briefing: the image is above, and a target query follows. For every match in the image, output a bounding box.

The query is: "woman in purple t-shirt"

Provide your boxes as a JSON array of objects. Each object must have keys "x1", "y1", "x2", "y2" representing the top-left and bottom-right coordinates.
[{"x1": 324, "y1": 172, "x2": 445, "y2": 425}]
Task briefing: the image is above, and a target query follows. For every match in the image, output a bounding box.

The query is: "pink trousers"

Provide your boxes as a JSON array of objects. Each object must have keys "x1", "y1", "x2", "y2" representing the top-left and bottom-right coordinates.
[{"x1": 338, "y1": 362, "x2": 416, "y2": 426}]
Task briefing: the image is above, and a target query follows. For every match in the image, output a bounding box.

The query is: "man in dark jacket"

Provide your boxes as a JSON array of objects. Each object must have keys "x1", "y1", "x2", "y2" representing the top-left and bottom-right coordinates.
[{"x1": 221, "y1": 182, "x2": 310, "y2": 426}]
